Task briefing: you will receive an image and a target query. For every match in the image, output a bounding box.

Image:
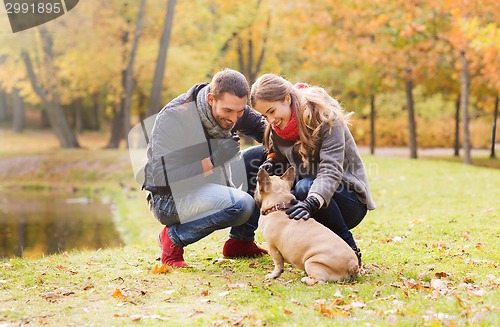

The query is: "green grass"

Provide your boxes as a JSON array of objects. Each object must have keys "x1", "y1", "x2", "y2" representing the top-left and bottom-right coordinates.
[{"x1": 1, "y1": 129, "x2": 499, "y2": 326}]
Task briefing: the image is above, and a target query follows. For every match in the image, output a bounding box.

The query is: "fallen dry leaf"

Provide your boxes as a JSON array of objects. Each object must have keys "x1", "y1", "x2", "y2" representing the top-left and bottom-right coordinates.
[
  {"x1": 248, "y1": 260, "x2": 259, "y2": 268},
  {"x1": 188, "y1": 310, "x2": 204, "y2": 317},
  {"x1": 112, "y1": 288, "x2": 127, "y2": 300},
  {"x1": 400, "y1": 277, "x2": 424, "y2": 290},
  {"x1": 37, "y1": 318, "x2": 49, "y2": 325},
  {"x1": 376, "y1": 295, "x2": 396, "y2": 302},
  {"x1": 213, "y1": 258, "x2": 235, "y2": 265},
  {"x1": 55, "y1": 265, "x2": 79, "y2": 275},
  {"x1": 430, "y1": 279, "x2": 452, "y2": 298},
  {"x1": 319, "y1": 303, "x2": 349, "y2": 318},
  {"x1": 435, "y1": 272, "x2": 451, "y2": 278},
  {"x1": 152, "y1": 264, "x2": 173, "y2": 274},
  {"x1": 432, "y1": 241, "x2": 448, "y2": 250},
  {"x1": 334, "y1": 298, "x2": 346, "y2": 306},
  {"x1": 39, "y1": 292, "x2": 60, "y2": 300},
  {"x1": 463, "y1": 276, "x2": 474, "y2": 284}
]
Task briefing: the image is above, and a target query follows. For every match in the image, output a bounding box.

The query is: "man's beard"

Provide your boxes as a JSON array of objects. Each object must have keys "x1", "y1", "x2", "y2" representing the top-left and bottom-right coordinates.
[{"x1": 216, "y1": 117, "x2": 234, "y2": 130}]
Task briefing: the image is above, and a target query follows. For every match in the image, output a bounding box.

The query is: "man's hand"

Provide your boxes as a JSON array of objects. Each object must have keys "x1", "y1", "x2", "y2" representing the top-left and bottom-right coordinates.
[
  {"x1": 285, "y1": 196, "x2": 321, "y2": 220},
  {"x1": 210, "y1": 135, "x2": 240, "y2": 167}
]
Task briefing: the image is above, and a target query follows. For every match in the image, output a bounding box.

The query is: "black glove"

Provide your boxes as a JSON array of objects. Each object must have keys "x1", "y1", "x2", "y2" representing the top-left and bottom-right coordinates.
[
  {"x1": 259, "y1": 159, "x2": 275, "y2": 174},
  {"x1": 286, "y1": 196, "x2": 321, "y2": 220},
  {"x1": 210, "y1": 135, "x2": 240, "y2": 167}
]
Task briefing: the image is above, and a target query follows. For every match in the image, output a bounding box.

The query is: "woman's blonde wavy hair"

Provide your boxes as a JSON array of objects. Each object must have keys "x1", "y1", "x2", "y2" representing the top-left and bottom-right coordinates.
[{"x1": 250, "y1": 74, "x2": 352, "y2": 168}]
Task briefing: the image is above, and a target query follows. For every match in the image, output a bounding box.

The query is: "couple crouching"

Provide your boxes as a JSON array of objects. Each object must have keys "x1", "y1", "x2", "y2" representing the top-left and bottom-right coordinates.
[{"x1": 142, "y1": 69, "x2": 375, "y2": 271}]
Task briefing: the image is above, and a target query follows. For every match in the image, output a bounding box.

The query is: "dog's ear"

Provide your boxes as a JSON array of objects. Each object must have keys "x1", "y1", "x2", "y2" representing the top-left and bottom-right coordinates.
[
  {"x1": 257, "y1": 168, "x2": 272, "y2": 193},
  {"x1": 280, "y1": 166, "x2": 295, "y2": 189}
]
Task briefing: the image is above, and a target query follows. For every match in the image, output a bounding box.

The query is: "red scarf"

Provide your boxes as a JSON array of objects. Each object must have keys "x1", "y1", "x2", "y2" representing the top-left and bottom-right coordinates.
[{"x1": 272, "y1": 107, "x2": 299, "y2": 141}]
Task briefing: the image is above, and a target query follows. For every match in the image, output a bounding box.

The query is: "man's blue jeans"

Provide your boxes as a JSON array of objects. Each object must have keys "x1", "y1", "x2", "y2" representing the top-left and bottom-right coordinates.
[{"x1": 150, "y1": 146, "x2": 266, "y2": 247}]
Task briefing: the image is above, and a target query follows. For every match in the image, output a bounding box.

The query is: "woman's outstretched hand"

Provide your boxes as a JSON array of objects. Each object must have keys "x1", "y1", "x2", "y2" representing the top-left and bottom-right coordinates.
[{"x1": 286, "y1": 196, "x2": 320, "y2": 220}]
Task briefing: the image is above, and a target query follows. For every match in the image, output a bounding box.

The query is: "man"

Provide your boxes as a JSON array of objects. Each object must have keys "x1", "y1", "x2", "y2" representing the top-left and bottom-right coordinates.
[{"x1": 143, "y1": 69, "x2": 267, "y2": 267}]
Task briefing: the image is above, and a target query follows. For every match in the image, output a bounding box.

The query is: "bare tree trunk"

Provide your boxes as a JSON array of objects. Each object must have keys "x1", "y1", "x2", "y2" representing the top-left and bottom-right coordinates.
[
  {"x1": 75, "y1": 98, "x2": 83, "y2": 134},
  {"x1": 454, "y1": 96, "x2": 460, "y2": 157},
  {"x1": 107, "y1": 0, "x2": 146, "y2": 148},
  {"x1": 138, "y1": 89, "x2": 147, "y2": 118},
  {"x1": 147, "y1": 0, "x2": 176, "y2": 116},
  {"x1": 405, "y1": 67, "x2": 417, "y2": 159},
  {"x1": 107, "y1": 35, "x2": 128, "y2": 148},
  {"x1": 91, "y1": 92, "x2": 101, "y2": 131},
  {"x1": 12, "y1": 88, "x2": 25, "y2": 133},
  {"x1": 21, "y1": 48, "x2": 79, "y2": 148},
  {"x1": 369, "y1": 94, "x2": 376, "y2": 155},
  {"x1": 491, "y1": 94, "x2": 498, "y2": 159},
  {"x1": 122, "y1": 0, "x2": 146, "y2": 147},
  {"x1": 107, "y1": 100, "x2": 124, "y2": 148},
  {"x1": 0, "y1": 90, "x2": 8, "y2": 121},
  {"x1": 460, "y1": 49, "x2": 471, "y2": 165},
  {"x1": 41, "y1": 110, "x2": 50, "y2": 128}
]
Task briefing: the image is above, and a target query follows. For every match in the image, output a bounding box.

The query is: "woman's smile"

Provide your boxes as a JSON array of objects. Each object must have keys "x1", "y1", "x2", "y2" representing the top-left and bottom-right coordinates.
[{"x1": 273, "y1": 119, "x2": 283, "y2": 129}]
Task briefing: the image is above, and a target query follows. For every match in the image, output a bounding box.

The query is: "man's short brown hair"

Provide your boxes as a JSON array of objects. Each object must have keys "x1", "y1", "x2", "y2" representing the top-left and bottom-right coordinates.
[{"x1": 210, "y1": 69, "x2": 250, "y2": 100}]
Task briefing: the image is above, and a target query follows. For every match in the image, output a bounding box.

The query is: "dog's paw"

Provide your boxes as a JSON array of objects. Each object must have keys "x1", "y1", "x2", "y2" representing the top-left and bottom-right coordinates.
[
  {"x1": 301, "y1": 276, "x2": 319, "y2": 285},
  {"x1": 265, "y1": 273, "x2": 279, "y2": 279}
]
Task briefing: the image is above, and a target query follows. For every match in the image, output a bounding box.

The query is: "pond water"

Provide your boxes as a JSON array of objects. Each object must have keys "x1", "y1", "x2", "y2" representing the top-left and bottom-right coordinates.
[{"x1": 0, "y1": 189, "x2": 123, "y2": 258}]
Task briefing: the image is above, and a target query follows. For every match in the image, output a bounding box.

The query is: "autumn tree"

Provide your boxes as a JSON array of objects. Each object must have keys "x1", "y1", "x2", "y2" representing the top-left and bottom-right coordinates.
[
  {"x1": 22, "y1": 27, "x2": 79, "y2": 148},
  {"x1": 430, "y1": 0, "x2": 500, "y2": 164}
]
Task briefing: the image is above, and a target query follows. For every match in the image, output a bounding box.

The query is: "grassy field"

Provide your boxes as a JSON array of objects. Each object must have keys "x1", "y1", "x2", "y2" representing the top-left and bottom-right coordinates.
[{"x1": 0, "y1": 128, "x2": 499, "y2": 326}]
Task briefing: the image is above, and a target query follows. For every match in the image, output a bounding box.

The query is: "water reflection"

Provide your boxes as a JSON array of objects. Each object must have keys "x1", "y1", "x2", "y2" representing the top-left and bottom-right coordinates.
[{"x1": 0, "y1": 189, "x2": 123, "y2": 258}]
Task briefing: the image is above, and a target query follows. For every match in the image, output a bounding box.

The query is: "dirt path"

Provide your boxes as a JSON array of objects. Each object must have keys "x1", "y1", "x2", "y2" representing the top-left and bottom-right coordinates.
[{"x1": 357, "y1": 146, "x2": 494, "y2": 158}]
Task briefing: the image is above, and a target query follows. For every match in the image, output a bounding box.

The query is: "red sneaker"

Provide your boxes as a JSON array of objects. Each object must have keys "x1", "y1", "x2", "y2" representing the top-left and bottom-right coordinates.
[
  {"x1": 222, "y1": 238, "x2": 268, "y2": 258},
  {"x1": 158, "y1": 226, "x2": 188, "y2": 268}
]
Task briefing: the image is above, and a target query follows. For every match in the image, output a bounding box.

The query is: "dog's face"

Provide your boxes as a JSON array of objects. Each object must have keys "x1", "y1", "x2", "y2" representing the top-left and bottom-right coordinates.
[{"x1": 255, "y1": 166, "x2": 296, "y2": 209}]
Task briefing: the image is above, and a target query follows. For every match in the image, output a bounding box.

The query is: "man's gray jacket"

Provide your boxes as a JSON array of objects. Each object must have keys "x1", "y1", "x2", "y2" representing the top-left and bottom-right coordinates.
[{"x1": 143, "y1": 83, "x2": 266, "y2": 195}]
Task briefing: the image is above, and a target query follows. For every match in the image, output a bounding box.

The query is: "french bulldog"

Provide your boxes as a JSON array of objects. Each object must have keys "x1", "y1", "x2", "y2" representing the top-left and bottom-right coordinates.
[{"x1": 255, "y1": 166, "x2": 359, "y2": 285}]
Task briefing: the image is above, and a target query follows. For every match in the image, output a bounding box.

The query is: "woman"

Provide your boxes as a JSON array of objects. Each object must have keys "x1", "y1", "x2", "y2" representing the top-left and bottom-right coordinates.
[{"x1": 250, "y1": 74, "x2": 376, "y2": 266}]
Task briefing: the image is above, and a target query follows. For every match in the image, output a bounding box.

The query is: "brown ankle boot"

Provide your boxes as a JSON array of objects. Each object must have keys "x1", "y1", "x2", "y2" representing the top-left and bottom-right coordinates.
[
  {"x1": 158, "y1": 226, "x2": 188, "y2": 268},
  {"x1": 222, "y1": 238, "x2": 268, "y2": 258}
]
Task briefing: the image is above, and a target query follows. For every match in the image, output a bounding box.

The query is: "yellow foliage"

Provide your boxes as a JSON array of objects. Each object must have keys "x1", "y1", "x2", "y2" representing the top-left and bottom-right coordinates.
[{"x1": 352, "y1": 117, "x2": 494, "y2": 148}]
